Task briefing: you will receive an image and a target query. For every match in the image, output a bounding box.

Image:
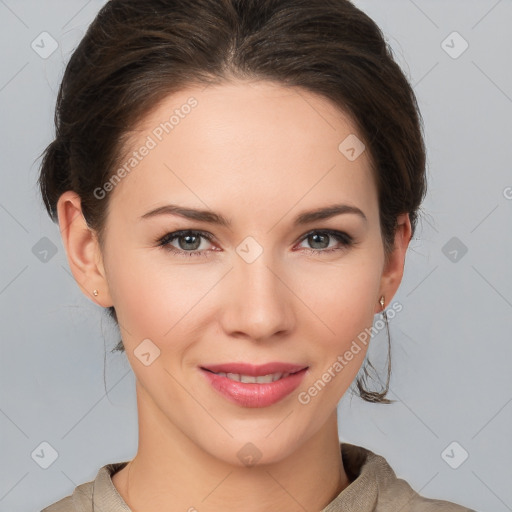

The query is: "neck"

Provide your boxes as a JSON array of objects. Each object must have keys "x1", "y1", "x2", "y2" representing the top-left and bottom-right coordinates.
[{"x1": 112, "y1": 382, "x2": 350, "y2": 512}]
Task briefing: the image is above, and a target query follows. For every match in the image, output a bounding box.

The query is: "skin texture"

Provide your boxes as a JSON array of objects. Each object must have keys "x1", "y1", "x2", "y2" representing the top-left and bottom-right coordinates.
[{"x1": 57, "y1": 80, "x2": 411, "y2": 512}]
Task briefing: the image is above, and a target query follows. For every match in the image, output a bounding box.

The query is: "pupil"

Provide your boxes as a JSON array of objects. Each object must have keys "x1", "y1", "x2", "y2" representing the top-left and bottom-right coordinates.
[
  {"x1": 309, "y1": 233, "x2": 328, "y2": 249},
  {"x1": 180, "y1": 234, "x2": 200, "y2": 250}
]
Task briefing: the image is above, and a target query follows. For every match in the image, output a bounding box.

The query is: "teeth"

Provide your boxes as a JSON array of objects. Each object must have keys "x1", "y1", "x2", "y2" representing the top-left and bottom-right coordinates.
[{"x1": 216, "y1": 372, "x2": 290, "y2": 383}]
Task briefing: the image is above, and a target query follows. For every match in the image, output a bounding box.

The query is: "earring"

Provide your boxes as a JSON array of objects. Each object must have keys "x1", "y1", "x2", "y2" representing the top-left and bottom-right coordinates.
[
  {"x1": 93, "y1": 289, "x2": 99, "y2": 297},
  {"x1": 357, "y1": 294, "x2": 392, "y2": 404}
]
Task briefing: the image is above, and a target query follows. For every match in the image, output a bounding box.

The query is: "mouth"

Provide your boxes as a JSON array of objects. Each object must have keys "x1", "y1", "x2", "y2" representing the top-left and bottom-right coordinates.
[
  {"x1": 199, "y1": 362, "x2": 309, "y2": 408},
  {"x1": 201, "y1": 369, "x2": 301, "y2": 384},
  {"x1": 200, "y1": 361, "x2": 308, "y2": 377}
]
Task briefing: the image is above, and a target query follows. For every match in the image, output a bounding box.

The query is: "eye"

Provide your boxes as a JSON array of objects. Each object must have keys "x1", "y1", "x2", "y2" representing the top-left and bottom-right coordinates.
[
  {"x1": 296, "y1": 229, "x2": 353, "y2": 255},
  {"x1": 156, "y1": 230, "x2": 216, "y2": 257},
  {"x1": 156, "y1": 228, "x2": 354, "y2": 258}
]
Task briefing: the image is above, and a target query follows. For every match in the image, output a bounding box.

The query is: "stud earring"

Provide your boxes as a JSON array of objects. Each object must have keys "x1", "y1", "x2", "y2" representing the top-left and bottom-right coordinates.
[
  {"x1": 93, "y1": 289, "x2": 99, "y2": 297},
  {"x1": 379, "y1": 295, "x2": 385, "y2": 310}
]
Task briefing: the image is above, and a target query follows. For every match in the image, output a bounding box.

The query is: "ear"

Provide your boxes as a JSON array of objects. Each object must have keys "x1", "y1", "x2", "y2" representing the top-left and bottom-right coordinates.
[
  {"x1": 375, "y1": 212, "x2": 412, "y2": 313},
  {"x1": 56, "y1": 191, "x2": 113, "y2": 307}
]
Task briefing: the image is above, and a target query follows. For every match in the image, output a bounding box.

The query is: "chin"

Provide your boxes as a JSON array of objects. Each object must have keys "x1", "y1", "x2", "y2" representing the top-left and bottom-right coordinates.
[{"x1": 201, "y1": 428, "x2": 305, "y2": 468}]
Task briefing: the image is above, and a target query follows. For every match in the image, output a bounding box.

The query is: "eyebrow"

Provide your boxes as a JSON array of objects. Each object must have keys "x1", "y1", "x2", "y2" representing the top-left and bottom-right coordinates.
[{"x1": 140, "y1": 202, "x2": 367, "y2": 227}]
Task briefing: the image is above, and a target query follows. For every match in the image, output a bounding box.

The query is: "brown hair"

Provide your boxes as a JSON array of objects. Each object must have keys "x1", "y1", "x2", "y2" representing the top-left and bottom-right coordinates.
[{"x1": 38, "y1": 0, "x2": 427, "y2": 403}]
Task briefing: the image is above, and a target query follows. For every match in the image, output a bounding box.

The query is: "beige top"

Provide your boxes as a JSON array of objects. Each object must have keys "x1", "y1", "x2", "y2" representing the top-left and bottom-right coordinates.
[{"x1": 41, "y1": 443, "x2": 477, "y2": 512}]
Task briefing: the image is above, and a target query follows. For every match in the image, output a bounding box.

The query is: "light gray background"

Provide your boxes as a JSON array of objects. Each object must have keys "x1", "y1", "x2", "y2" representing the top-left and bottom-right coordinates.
[{"x1": 1, "y1": 1, "x2": 511, "y2": 511}]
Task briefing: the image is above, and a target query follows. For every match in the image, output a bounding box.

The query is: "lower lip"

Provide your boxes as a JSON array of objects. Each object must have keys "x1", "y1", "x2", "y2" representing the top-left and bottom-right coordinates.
[{"x1": 200, "y1": 368, "x2": 308, "y2": 408}]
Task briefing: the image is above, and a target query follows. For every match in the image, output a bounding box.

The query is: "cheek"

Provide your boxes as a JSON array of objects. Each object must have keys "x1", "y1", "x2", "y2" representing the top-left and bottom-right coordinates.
[
  {"x1": 294, "y1": 256, "x2": 382, "y2": 388},
  {"x1": 103, "y1": 248, "x2": 176, "y2": 342},
  {"x1": 295, "y1": 255, "x2": 382, "y2": 336},
  {"x1": 104, "y1": 249, "x2": 217, "y2": 355}
]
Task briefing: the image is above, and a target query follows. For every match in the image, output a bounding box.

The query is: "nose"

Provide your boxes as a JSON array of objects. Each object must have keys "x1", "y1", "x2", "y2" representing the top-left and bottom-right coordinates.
[{"x1": 218, "y1": 254, "x2": 296, "y2": 342}]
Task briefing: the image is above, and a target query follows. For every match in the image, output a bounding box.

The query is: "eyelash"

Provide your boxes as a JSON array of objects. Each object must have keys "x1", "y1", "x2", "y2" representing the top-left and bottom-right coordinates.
[{"x1": 156, "y1": 229, "x2": 354, "y2": 258}]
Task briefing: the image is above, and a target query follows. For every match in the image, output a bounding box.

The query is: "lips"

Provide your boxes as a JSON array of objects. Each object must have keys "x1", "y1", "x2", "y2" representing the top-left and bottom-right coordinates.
[
  {"x1": 201, "y1": 362, "x2": 308, "y2": 376},
  {"x1": 199, "y1": 362, "x2": 309, "y2": 408}
]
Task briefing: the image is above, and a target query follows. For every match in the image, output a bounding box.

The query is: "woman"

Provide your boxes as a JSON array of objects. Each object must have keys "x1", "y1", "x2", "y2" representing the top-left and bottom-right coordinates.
[{"x1": 38, "y1": 0, "x2": 477, "y2": 510}]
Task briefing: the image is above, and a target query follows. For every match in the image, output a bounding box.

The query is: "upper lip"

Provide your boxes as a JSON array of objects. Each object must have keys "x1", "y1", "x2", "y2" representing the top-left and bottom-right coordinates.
[{"x1": 201, "y1": 362, "x2": 308, "y2": 376}]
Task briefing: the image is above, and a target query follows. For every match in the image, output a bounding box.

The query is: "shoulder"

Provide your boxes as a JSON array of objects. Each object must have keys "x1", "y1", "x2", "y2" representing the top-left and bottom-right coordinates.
[
  {"x1": 340, "y1": 443, "x2": 477, "y2": 512},
  {"x1": 41, "y1": 480, "x2": 93, "y2": 512},
  {"x1": 376, "y1": 470, "x2": 477, "y2": 512},
  {"x1": 40, "y1": 462, "x2": 129, "y2": 512}
]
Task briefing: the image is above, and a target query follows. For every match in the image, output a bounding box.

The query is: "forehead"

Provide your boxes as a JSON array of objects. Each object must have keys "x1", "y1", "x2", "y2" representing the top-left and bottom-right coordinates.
[{"x1": 108, "y1": 80, "x2": 377, "y2": 223}]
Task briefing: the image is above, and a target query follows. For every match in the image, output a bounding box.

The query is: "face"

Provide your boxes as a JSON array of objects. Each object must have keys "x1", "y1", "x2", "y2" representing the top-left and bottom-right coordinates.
[{"x1": 60, "y1": 80, "x2": 410, "y2": 467}]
